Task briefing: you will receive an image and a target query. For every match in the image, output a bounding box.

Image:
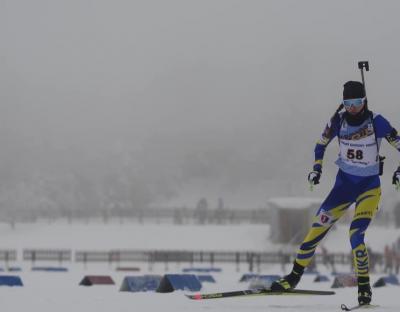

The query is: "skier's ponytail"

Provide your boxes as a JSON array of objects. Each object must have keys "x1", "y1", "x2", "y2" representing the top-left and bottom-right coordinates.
[{"x1": 324, "y1": 104, "x2": 344, "y2": 139}]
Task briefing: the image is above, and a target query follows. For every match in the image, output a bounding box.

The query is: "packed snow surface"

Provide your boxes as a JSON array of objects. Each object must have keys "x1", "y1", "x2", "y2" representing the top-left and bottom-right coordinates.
[{"x1": 0, "y1": 221, "x2": 399, "y2": 311}]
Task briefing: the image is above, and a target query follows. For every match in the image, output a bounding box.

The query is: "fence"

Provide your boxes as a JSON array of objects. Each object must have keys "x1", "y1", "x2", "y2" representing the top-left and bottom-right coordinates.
[
  {"x1": 23, "y1": 249, "x2": 72, "y2": 266},
  {"x1": 2, "y1": 248, "x2": 383, "y2": 272},
  {"x1": 0, "y1": 249, "x2": 17, "y2": 268},
  {"x1": 74, "y1": 249, "x2": 358, "y2": 272}
]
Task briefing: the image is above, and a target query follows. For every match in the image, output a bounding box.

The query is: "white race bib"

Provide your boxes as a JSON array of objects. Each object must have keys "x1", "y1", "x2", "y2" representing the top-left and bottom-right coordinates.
[{"x1": 338, "y1": 121, "x2": 378, "y2": 169}]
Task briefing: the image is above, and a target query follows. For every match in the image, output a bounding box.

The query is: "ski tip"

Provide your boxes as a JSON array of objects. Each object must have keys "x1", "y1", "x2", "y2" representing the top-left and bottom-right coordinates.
[
  {"x1": 186, "y1": 294, "x2": 202, "y2": 300},
  {"x1": 341, "y1": 303, "x2": 379, "y2": 311}
]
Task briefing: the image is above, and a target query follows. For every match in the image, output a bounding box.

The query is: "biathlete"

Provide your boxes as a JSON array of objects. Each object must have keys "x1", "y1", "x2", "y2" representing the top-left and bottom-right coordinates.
[{"x1": 271, "y1": 80, "x2": 400, "y2": 306}]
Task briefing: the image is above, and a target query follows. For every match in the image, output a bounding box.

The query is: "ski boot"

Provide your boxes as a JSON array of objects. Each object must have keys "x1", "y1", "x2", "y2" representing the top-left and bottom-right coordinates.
[
  {"x1": 270, "y1": 261, "x2": 304, "y2": 291},
  {"x1": 358, "y1": 277, "x2": 372, "y2": 305}
]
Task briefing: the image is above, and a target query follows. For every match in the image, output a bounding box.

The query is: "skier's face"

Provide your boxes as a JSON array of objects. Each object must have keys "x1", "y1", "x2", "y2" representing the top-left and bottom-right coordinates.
[
  {"x1": 345, "y1": 102, "x2": 365, "y2": 115},
  {"x1": 343, "y1": 97, "x2": 366, "y2": 115}
]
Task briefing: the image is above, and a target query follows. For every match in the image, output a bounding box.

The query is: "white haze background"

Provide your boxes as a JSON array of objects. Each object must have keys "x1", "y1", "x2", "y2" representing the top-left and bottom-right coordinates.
[{"x1": 1, "y1": 0, "x2": 400, "y2": 211}]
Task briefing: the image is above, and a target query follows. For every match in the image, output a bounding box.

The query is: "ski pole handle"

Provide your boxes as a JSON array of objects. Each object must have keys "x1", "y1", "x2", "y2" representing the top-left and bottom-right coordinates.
[
  {"x1": 358, "y1": 61, "x2": 369, "y2": 71},
  {"x1": 358, "y1": 61, "x2": 369, "y2": 95}
]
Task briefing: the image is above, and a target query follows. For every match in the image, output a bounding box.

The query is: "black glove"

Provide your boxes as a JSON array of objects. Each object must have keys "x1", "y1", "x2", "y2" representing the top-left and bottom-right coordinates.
[{"x1": 308, "y1": 169, "x2": 321, "y2": 185}]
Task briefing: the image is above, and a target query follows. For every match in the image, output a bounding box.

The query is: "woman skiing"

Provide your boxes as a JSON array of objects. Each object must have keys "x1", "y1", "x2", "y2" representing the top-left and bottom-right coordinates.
[{"x1": 271, "y1": 80, "x2": 400, "y2": 306}]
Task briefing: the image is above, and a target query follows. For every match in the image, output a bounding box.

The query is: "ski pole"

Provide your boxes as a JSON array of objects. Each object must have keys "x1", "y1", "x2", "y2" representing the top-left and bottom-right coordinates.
[{"x1": 358, "y1": 61, "x2": 369, "y2": 96}]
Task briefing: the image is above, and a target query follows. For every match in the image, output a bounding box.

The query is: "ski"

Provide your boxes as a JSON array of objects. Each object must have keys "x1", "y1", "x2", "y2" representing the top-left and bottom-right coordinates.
[
  {"x1": 341, "y1": 303, "x2": 380, "y2": 311},
  {"x1": 186, "y1": 288, "x2": 335, "y2": 300}
]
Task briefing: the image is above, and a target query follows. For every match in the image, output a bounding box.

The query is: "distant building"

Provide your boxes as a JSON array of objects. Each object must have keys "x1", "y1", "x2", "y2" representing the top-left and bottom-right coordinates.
[{"x1": 268, "y1": 197, "x2": 322, "y2": 244}]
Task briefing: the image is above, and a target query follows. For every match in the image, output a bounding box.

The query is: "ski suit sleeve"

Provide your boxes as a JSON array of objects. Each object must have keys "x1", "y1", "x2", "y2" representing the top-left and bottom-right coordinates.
[
  {"x1": 374, "y1": 115, "x2": 400, "y2": 164},
  {"x1": 313, "y1": 114, "x2": 341, "y2": 172}
]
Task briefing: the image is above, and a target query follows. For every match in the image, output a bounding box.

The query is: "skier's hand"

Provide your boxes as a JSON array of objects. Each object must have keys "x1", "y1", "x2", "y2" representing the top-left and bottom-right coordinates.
[
  {"x1": 393, "y1": 167, "x2": 400, "y2": 191},
  {"x1": 308, "y1": 170, "x2": 321, "y2": 191}
]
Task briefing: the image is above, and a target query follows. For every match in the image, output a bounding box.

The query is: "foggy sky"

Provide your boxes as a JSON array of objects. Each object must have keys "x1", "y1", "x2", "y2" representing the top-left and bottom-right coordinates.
[{"x1": 1, "y1": 0, "x2": 400, "y2": 208}]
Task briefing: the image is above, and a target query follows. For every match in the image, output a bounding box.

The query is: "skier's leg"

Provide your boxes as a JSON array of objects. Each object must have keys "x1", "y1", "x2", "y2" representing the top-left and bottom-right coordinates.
[
  {"x1": 295, "y1": 171, "x2": 357, "y2": 268},
  {"x1": 271, "y1": 171, "x2": 354, "y2": 291},
  {"x1": 295, "y1": 200, "x2": 351, "y2": 267},
  {"x1": 350, "y1": 185, "x2": 381, "y2": 305}
]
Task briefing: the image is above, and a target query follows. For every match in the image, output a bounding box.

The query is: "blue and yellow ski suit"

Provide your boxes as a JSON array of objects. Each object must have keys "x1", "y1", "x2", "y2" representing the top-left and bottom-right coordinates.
[{"x1": 296, "y1": 111, "x2": 400, "y2": 280}]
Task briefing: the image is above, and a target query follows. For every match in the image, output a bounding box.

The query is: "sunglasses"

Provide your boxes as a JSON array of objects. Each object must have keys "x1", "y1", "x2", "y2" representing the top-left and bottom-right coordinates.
[{"x1": 342, "y1": 97, "x2": 366, "y2": 108}]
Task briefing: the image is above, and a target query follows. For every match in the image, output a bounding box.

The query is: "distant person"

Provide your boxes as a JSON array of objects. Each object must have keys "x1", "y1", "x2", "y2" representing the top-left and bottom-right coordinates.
[
  {"x1": 395, "y1": 249, "x2": 400, "y2": 275},
  {"x1": 214, "y1": 197, "x2": 226, "y2": 224},
  {"x1": 271, "y1": 80, "x2": 400, "y2": 306},
  {"x1": 367, "y1": 247, "x2": 376, "y2": 274},
  {"x1": 194, "y1": 197, "x2": 208, "y2": 224},
  {"x1": 321, "y1": 245, "x2": 335, "y2": 273},
  {"x1": 394, "y1": 203, "x2": 400, "y2": 228},
  {"x1": 384, "y1": 244, "x2": 394, "y2": 274}
]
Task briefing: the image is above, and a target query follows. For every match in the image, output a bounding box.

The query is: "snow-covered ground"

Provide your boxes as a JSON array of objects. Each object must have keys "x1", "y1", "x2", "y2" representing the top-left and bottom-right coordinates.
[
  {"x1": 1, "y1": 264, "x2": 399, "y2": 312},
  {"x1": 1, "y1": 219, "x2": 399, "y2": 253},
  {"x1": 0, "y1": 221, "x2": 399, "y2": 311}
]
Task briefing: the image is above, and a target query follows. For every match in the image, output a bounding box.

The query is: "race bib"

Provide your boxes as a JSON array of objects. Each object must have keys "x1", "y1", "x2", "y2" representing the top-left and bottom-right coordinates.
[{"x1": 339, "y1": 121, "x2": 378, "y2": 168}]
